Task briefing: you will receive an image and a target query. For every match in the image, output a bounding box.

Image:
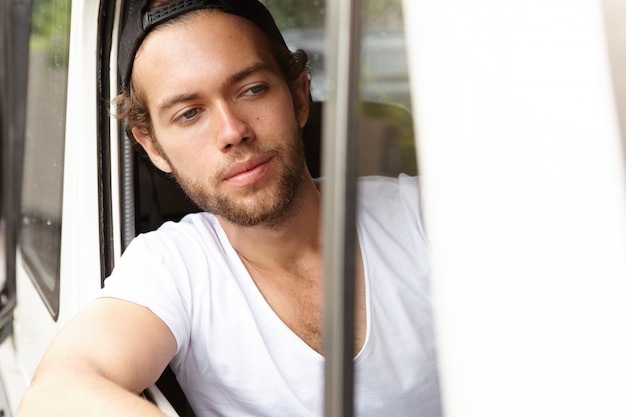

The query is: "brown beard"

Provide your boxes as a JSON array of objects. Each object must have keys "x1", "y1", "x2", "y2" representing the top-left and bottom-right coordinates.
[{"x1": 169, "y1": 127, "x2": 308, "y2": 229}]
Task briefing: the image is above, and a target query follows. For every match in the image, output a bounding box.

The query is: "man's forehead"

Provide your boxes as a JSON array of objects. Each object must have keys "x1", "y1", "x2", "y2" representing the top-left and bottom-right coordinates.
[
  {"x1": 132, "y1": 17, "x2": 282, "y2": 113},
  {"x1": 132, "y1": 11, "x2": 277, "y2": 83}
]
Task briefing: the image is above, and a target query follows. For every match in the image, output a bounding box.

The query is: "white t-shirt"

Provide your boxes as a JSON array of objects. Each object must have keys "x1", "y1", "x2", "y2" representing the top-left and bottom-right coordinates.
[{"x1": 99, "y1": 175, "x2": 441, "y2": 417}]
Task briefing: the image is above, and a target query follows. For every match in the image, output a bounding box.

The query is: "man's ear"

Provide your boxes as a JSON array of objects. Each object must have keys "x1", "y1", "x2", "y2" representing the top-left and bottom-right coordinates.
[
  {"x1": 132, "y1": 127, "x2": 173, "y2": 173},
  {"x1": 293, "y1": 72, "x2": 311, "y2": 129}
]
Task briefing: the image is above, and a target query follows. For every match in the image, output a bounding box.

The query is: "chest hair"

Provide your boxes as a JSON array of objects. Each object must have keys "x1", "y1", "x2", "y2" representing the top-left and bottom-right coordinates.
[{"x1": 243, "y1": 259, "x2": 366, "y2": 356}]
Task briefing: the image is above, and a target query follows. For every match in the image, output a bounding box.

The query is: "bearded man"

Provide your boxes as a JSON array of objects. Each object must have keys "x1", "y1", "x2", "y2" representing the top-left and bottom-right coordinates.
[{"x1": 17, "y1": 1, "x2": 441, "y2": 416}]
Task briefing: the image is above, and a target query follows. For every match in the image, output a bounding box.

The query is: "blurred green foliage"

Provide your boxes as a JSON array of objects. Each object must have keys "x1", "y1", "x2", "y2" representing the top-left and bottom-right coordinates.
[
  {"x1": 29, "y1": 0, "x2": 71, "y2": 68},
  {"x1": 264, "y1": 0, "x2": 403, "y2": 33},
  {"x1": 264, "y1": 0, "x2": 326, "y2": 29}
]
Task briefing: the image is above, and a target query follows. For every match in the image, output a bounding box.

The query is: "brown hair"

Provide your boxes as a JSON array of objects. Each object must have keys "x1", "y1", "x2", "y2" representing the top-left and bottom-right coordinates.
[{"x1": 113, "y1": 3, "x2": 309, "y2": 142}]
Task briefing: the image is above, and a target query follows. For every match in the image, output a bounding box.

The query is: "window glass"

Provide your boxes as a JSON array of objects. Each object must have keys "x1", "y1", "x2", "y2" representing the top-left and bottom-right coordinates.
[
  {"x1": 0, "y1": 60, "x2": 5, "y2": 294},
  {"x1": 0, "y1": 1, "x2": 7, "y2": 294},
  {"x1": 265, "y1": 0, "x2": 326, "y2": 101},
  {"x1": 361, "y1": 0, "x2": 409, "y2": 109},
  {"x1": 19, "y1": 0, "x2": 71, "y2": 319},
  {"x1": 266, "y1": 0, "x2": 416, "y2": 177},
  {"x1": 359, "y1": 0, "x2": 416, "y2": 177}
]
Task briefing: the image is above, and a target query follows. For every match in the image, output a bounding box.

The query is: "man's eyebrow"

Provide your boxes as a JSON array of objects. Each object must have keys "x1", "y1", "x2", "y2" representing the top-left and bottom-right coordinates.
[
  {"x1": 157, "y1": 92, "x2": 201, "y2": 119},
  {"x1": 224, "y1": 62, "x2": 276, "y2": 88}
]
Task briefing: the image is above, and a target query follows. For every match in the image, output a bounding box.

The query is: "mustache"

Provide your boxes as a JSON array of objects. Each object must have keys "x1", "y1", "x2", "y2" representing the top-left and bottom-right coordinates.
[{"x1": 212, "y1": 142, "x2": 282, "y2": 180}]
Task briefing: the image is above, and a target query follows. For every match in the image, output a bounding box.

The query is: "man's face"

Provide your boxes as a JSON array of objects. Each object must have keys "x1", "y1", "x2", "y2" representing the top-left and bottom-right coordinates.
[{"x1": 132, "y1": 11, "x2": 310, "y2": 228}]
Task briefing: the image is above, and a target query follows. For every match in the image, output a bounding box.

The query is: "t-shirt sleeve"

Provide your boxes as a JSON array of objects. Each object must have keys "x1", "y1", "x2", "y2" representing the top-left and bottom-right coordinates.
[{"x1": 97, "y1": 232, "x2": 192, "y2": 354}]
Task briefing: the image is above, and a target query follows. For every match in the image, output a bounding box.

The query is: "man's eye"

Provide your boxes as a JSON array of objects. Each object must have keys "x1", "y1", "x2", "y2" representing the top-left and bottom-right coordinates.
[
  {"x1": 177, "y1": 108, "x2": 200, "y2": 122},
  {"x1": 244, "y1": 85, "x2": 266, "y2": 96}
]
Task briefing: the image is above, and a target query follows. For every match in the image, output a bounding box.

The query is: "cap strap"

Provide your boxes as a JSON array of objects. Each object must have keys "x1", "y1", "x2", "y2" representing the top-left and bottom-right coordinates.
[{"x1": 142, "y1": 0, "x2": 226, "y2": 31}]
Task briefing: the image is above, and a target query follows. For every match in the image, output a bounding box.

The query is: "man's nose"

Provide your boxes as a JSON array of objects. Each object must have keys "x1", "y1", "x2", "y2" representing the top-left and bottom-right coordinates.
[{"x1": 213, "y1": 102, "x2": 253, "y2": 150}]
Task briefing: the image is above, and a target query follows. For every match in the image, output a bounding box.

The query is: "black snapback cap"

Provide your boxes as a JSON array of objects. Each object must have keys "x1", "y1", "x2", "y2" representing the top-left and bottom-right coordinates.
[{"x1": 118, "y1": 0, "x2": 288, "y2": 90}]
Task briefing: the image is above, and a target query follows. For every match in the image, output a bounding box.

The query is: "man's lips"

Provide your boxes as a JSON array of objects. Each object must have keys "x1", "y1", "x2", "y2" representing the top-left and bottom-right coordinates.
[{"x1": 221, "y1": 155, "x2": 273, "y2": 183}]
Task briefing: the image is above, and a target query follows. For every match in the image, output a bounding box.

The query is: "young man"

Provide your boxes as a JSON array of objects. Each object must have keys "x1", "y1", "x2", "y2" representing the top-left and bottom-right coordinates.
[{"x1": 17, "y1": 1, "x2": 441, "y2": 416}]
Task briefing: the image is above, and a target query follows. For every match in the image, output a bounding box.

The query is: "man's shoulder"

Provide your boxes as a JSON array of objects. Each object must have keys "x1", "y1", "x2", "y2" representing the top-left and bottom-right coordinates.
[
  {"x1": 357, "y1": 174, "x2": 419, "y2": 205},
  {"x1": 112, "y1": 211, "x2": 232, "y2": 287},
  {"x1": 357, "y1": 174, "x2": 426, "y2": 242}
]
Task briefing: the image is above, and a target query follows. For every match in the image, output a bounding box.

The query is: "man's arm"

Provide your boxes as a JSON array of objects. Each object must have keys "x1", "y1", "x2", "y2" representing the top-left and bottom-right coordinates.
[{"x1": 16, "y1": 297, "x2": 178, "y2": 417}]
